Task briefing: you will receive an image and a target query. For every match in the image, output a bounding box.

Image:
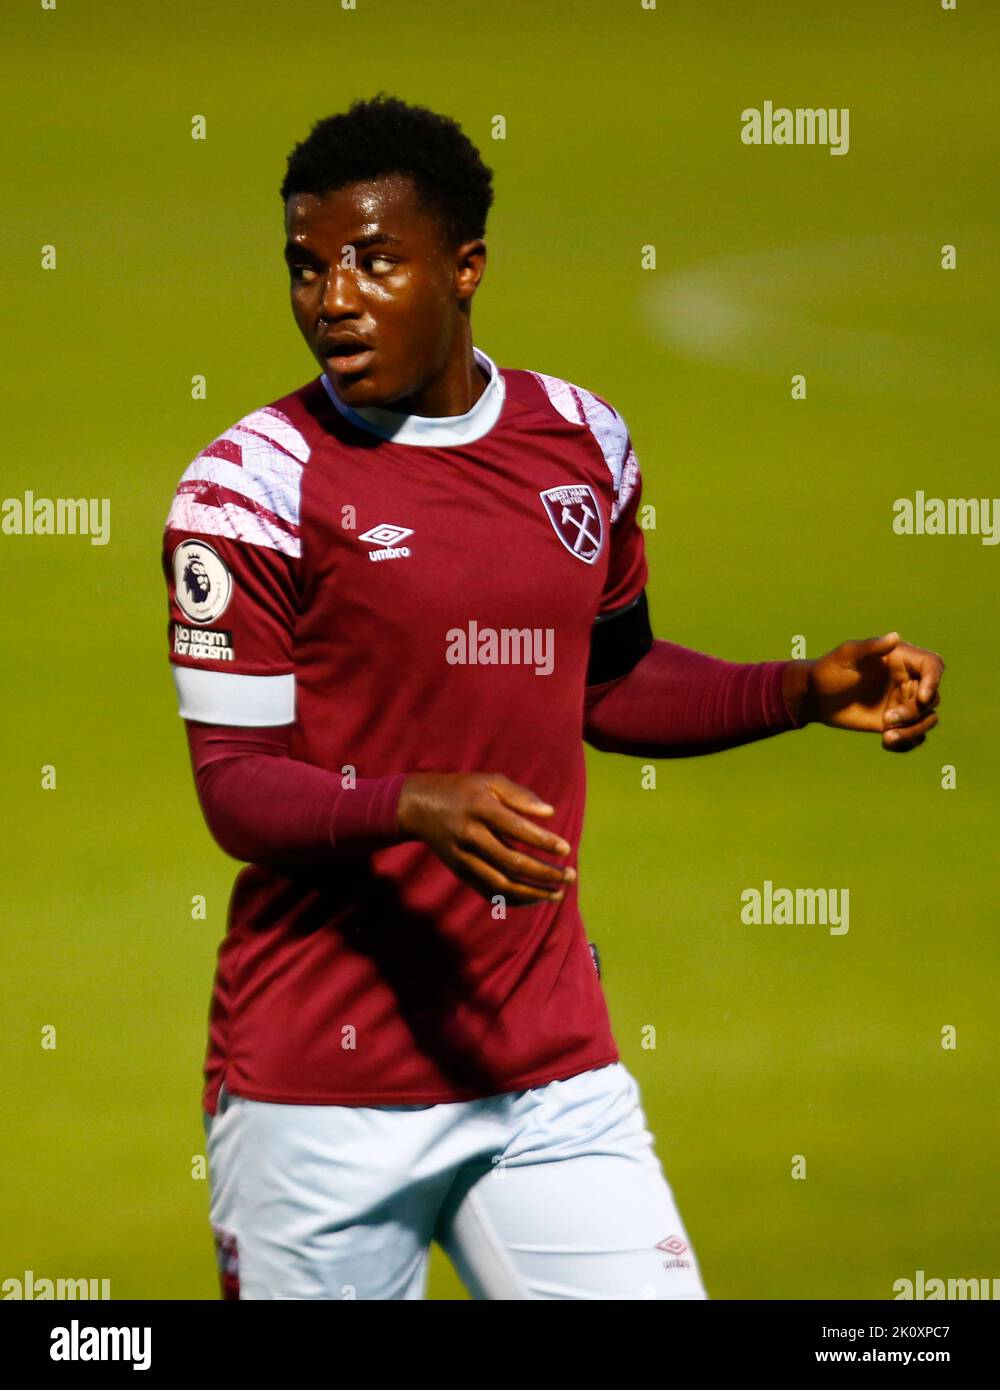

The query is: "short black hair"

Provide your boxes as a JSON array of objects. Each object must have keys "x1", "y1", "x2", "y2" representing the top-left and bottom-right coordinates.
[{"x1": 280, "y1": 93, "x2": 494, "y2": 249}]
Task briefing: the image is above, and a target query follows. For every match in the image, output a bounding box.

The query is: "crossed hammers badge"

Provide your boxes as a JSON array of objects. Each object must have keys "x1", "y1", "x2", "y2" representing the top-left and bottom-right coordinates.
[{"x1": 539, "y1": 484, "x2": 605, "y2": 564}]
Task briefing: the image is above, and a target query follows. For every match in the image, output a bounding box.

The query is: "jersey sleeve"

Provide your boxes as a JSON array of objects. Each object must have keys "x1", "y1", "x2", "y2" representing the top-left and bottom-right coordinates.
[
  {"x1": 161, "y1": 405, "x2": 308, "y2": 726},
  {"x1": 594, "y1": 402, "x2": 648, "y2": 618}
]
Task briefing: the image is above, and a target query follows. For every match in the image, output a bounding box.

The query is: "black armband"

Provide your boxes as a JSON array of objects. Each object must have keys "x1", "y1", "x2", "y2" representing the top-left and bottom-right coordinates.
[{"x1": 586, "y1": 590, "x2": 654, "y2": 686}]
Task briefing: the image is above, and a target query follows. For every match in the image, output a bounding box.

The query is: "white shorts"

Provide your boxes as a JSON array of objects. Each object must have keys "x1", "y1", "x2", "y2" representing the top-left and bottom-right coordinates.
[{"x1": 203, "y1": 1061, "x2": 709, "y2": 1301}]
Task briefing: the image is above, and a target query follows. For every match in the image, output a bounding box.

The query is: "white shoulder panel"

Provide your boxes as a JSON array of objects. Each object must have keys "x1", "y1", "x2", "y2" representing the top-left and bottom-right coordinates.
[
  {"x1": 165, "y1": 405, "x2": 308, "y2": 558},
  {"x1": 528, "y1": 371, "x2": 639, "y2": 522}
]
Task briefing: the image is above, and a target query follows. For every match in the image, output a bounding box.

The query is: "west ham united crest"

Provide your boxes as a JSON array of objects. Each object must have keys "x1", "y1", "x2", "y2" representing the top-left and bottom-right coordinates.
[{"x1": 539, "y1": 484, "x2": 604, "y2": 564}]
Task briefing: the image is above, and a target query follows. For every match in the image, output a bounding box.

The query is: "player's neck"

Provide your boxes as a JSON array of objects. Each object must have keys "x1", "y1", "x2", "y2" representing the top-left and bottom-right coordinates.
[
  {"x1": 391, "y1": 349, "x2": 488, "y2": 419},
  {"x1": 321, "y1": 345, "x2": 505, "y2": 447}
]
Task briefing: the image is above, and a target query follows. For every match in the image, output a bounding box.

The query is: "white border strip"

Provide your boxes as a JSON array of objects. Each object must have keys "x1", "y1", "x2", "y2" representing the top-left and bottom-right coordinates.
[{"x1": 173, "y1": 667, "x2": 296, "y2": 726}]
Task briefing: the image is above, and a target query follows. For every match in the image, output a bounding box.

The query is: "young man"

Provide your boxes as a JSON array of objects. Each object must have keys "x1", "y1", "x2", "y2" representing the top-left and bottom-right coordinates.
[{"x1": 162, "y1": 94, "x2": 944, "y2": 1301}]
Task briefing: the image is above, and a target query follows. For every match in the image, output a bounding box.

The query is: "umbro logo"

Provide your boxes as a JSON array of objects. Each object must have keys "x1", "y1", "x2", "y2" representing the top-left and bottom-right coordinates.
[
  {"x1": 656, "y1": 1234, "x2": 692, "y2": 1271},
  {"x1": 656, "y1": 1236, "x2": 688, "y2": 1256},
  {"x1": 359, "y1": 522, "x2": 413, "y2": 562}
]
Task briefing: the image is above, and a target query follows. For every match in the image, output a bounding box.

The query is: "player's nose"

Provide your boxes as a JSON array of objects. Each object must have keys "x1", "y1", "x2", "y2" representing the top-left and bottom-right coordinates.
[{"x1": 319, "y1": 263, "x2": 363, "y2": 318}]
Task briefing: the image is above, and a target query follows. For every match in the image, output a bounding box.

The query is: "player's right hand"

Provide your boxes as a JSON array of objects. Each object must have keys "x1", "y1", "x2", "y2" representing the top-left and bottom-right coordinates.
[{"x1": 395, "y1": 772, "x2": 576, "y2": 908}]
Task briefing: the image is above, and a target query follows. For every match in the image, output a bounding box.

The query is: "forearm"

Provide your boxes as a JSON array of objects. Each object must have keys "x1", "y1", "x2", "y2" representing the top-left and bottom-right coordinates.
[
  {"x1": 583, "y1": 639, "x2": 808, "y2": 757},
  {"x1": 185, "y1": 721, "x2": 408, "y2": 866}
]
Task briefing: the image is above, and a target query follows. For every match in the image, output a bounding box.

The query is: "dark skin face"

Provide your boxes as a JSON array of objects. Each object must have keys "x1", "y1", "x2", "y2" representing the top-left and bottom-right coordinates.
[{"x1": 284, "y1": 174, "x2": 488, "y2": 416}]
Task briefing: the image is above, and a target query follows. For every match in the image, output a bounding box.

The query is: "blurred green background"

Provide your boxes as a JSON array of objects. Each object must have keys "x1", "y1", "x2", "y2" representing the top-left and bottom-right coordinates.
[{"x1": 2, "y1": 0, "x2": 996, "y2": 1300}]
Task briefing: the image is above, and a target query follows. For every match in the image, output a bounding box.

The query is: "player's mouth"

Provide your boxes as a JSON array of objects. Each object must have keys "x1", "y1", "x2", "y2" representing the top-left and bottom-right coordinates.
[{"x1": 320, "y1": 337, "x2": 375, "y2": 375}]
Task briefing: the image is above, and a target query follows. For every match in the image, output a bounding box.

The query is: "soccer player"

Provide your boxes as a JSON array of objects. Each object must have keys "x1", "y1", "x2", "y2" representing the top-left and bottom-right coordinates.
[{"x1": 162, "y1": 94, "x2": 944, "y2": 1301}]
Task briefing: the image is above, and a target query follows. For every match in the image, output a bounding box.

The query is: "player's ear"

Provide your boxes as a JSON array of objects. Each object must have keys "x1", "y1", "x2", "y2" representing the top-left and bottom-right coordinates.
[
  {"x1": 586, "y1": 590, "x2": 653, "y2": 686},
  {"x1": 453, "y1": 238, "x2": 486, "y2": 300}
]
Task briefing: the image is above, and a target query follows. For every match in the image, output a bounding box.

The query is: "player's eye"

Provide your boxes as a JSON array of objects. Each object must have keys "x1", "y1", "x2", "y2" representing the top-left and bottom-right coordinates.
[
  {"x1": 365, "y1": 255, "x2": 396, "y2": 274},
  {"x1": 290, "y1": 263, "x2": 319, "y2": 282}
]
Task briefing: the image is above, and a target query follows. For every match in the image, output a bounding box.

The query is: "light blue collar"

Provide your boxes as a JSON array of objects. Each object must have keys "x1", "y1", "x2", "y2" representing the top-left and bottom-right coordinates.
[{"x1": 321, "y1": 345, "x2": 504, "y2": 447}]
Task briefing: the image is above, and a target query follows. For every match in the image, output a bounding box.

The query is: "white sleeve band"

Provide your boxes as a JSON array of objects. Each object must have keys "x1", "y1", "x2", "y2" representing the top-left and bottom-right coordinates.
[{"x1": 172, "y1": 667, "x2": 296, "y2": 726}]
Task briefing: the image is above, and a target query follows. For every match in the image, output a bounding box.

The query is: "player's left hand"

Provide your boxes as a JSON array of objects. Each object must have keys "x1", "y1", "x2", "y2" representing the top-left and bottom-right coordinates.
[{"x1": 785, "y1": 632, "x2": 945, "y2": 751}]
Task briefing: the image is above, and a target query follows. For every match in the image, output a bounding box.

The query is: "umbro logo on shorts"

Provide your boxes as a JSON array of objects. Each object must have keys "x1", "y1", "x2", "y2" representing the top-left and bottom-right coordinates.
[
  {"x1": 657, "y1": 1235, "x2": 688, "y2": 1255},
  {"x1": 656, "y1": 1234, "x2": 692, "y2": 1270}
]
